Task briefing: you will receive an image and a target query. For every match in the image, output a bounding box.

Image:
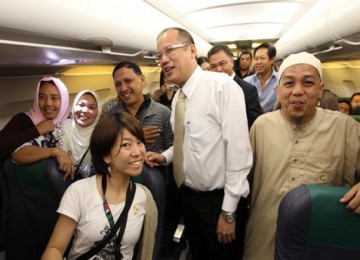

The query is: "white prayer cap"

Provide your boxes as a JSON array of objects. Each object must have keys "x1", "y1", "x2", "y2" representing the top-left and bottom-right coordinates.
[{"x1": 279, "y1": 52, "x2": 322, "y2": 80}]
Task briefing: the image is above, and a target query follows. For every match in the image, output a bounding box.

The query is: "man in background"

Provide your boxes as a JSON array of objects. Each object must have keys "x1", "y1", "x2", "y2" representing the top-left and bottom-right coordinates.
[
  {"x1": 244, "y1": 42, "x2": 278, "y2": 112},
  {"x1": 208, "y1": 45, "x2": 262, "y2": 129},
  {"x1": 237, "y1": 50, "x2": 255, "y2": 79}
]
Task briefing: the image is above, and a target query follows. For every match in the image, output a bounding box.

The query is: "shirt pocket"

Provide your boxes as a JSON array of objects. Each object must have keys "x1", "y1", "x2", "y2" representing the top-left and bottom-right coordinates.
[
  {"x1": 302, "y1": 154, "x2": 339, "y2": 185},
  {"x1": 187, "y1": 119, "x2": 211, "y2": 152}
]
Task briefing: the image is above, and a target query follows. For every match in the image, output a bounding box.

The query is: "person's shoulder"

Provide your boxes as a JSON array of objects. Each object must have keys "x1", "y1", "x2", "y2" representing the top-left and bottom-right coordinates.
[
  {"x1": 252, "y1": 110, "x2": 279, "y2": 126},
  {"x1": 69, "y1": 175, "x2": 97, "y2": 192},
  {"x1": 208, "y1": 71, "x2": 238, "y2": 88},
  {"x1": 234, "y1": 75, "x2": 257, "y2": 91},
  {"x1": 149, "y1": 98, "x2": 171, "y2": 113},
  {"x1": 11, "y1": 112, "x2": 32, "y2": 122},
  {"x1": 102, "y1": 97, "x2": 121, "y2": 111},
  {"x1": 134, "y1": 183, "x2": 152, "y2": 204},
  {"x1": 135, "y1": 183, "x2": 150, "y2": 195},
  {"x1": 244, "y1": 73, "x2": 256, "y2": 82},
  {"x1": 320, "y1": 108, "x2": 359, "y2": 126}
]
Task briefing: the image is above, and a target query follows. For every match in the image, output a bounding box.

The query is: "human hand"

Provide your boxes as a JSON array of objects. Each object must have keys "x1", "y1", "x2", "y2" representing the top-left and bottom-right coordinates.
[
  {"x1": 216, "y1": 213, "x2": 236, "y2": 244},
  {"x1": 145, "y1": 151, "x2": 166, "y2": 167},
  {"x1": 36, "y1": 120, "x2": 55, "y2": 135},
  {"x1": 143, "y1": 126, "x2": 160, "y2": 144},
  {"x1": 53, "y1": 149, "x2": 75, "y2": 181},
  {"x1": 340, "y1": 182, "x2": 360, "y2": 214}
]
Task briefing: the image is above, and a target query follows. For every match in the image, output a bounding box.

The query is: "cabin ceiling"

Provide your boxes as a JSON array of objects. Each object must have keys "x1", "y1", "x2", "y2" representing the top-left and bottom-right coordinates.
[{"x1": 0, "y1": 0, "x2": 360, "y2": 77}]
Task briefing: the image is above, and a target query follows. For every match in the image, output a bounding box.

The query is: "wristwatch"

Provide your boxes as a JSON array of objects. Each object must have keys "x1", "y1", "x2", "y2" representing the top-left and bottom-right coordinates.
[{"x1": 221, "y1": 210, "x2": 236, "y2": 223}]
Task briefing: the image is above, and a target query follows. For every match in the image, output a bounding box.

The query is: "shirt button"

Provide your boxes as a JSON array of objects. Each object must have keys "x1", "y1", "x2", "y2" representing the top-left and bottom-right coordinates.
[
  {"x1": 293, "y1": 159, "x2": 297, "y2": 162},
  {"x1": 295, "y1": 140, "x2": 299, "y2": 144}
]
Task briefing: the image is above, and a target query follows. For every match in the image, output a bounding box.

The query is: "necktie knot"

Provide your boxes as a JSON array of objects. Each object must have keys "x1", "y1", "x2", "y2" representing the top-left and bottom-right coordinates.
[{"x1": 179, "y1": 90, "x2": 186, "y2": 100}]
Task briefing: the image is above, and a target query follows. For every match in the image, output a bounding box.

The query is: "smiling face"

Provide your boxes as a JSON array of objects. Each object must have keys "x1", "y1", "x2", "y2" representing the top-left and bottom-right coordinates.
[
  {"x1": 104, "y1": 128, "x2": 145, "y2": 177},
  {"x1": 113, "y1": 67, "x2": 145, "y2": 108},
  {"x1": 156, "y1": 29, "x2": 197, "y2": 87},
  {"x1": 254, "y1": 47, "x2": 274, "y2": 76},
  {"x1": 277, "y1": 64, "x2": 324, "y2": 125},
  {"x1": 38, "y1": 82, "x2": 61, "y2": 120},
  {"x1": 74, "y1": 93, "x2": 98, "y2": 127},
  {"x1": 208, "y1": 49, "x2": 234, "y2": 76}
]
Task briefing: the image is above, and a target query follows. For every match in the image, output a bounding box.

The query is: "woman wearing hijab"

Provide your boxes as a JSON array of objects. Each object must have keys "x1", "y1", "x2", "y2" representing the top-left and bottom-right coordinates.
[
  {"x1": 58, "y1": 90, "x2": 102, "y2": 179},
  {"x1": 0, "y1": 76, "x2": 69, "y2": 159},
  {"x1": 12, "y1": 78, "x2": 74, "y2": 179}
]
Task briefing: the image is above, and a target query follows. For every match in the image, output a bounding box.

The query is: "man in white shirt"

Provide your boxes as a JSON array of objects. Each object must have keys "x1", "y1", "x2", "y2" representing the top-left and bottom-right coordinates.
[{"x1": 146, "y1": 27, "x2": 252, "y2": 259}]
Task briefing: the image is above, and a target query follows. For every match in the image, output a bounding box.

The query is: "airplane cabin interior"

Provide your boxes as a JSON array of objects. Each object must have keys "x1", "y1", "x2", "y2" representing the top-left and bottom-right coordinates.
[{"x1": 0, "y1": 0, "x2": 360, "y2": 260}]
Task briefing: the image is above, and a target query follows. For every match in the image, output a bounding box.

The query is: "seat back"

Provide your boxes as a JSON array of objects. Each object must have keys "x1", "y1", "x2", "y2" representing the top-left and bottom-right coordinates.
[
  {"x1": 3, "y1": 158, "x2": 71, "y2": 260},
  {"x1": 276, "y1": 185, "x2": 360, "y2": 260},
  {"x1": 352, "y1": 106, "x2": 360, "y2": 115},
  {"x1": 0, "y1": 159, "x2": 8, "y2": 253},
  {"x1": 133, "y1": 165, "x2": 165, "y2": 260}
]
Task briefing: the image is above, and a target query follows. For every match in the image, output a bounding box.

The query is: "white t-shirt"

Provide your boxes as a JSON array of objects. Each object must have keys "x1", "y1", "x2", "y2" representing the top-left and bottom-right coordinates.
[{"x1": 58, "y1": 175, "x2": 146, "y2": 260}]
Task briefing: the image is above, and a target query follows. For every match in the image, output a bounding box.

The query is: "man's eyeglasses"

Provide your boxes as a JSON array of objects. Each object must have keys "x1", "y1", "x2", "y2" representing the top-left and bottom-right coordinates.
[
  {"x1": 156, "y1": 43, "x2": 190, "y2": 61},
  {"x1": 210, "y1": 60, "x2": 228, "y2": 71}
]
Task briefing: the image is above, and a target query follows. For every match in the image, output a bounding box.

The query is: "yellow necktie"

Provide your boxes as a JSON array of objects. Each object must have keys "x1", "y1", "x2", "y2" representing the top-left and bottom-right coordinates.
[{"x1": 173, "y1": 90, "x2": 186, "y2": 187}]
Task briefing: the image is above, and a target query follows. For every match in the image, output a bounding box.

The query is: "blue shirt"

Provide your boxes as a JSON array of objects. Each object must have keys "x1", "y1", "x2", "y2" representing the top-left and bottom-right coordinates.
[{"x1": 244, "y1": 69, "x2": 279, "y2": 112}]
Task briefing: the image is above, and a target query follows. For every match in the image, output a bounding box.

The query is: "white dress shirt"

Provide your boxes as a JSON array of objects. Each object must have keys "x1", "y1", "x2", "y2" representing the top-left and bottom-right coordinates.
[{"x1": 163, "y1": 66, "x2": 252, "y2": 213}]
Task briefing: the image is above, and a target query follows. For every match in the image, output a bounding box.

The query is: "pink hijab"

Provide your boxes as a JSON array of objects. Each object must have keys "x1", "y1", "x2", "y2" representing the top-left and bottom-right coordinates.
[{"x1": 26, "y1": 76, "x2": 70, "y2": 125}]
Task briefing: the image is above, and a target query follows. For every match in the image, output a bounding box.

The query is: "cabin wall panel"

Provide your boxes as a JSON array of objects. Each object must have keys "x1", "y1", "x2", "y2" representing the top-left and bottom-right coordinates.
[
  {"x1": 323, "y1": 66, "x2": 360, "y2": 97},
  {"x1": 0, "y1": 66, "x2": 162, "y2": 129}
]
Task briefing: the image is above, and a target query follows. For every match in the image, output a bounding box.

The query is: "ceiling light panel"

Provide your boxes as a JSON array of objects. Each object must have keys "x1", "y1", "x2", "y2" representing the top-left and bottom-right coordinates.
[
  {"x1": 146, "y1": 0, "x2": 318, "y2": 43},
  {"x1": 207, "y1": 24, "x2": 284, "y2": 42},
  {"x1": 184, "y1": 3, "x2": 302, "y2": 30}
]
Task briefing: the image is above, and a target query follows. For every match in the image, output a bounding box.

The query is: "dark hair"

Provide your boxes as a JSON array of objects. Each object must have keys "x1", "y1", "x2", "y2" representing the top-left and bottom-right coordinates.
[
  {"x1": 350, "y1": 92, "x2": 360, "y2": 102},
  {"x1": 239, "y1": 50, "x2": 253, "y2": 60},
  {"x1": 197, "y1": 56, "x2": 208, "y2": 66},
  {"x1": 338, "y1": 100, "x2": 352, "y2": 115},
  {"x1": 320, "y1": 89, "x2": 339, "y2": 111},
  {"x1": 207, "y1": 45, "x2": 233, "y2": 59},
  {"x1": 254, "y1": 42, "x2": 276, "y2": 60},
  {"x1": 157, "y1": 27, "x2": 195, "y2": 45},
  {"x1": 90, "y1": 111, "x2": 145, "y2": 176},
  {"x1": 112, "y1": 61, "x2": 143, "y2": 77}
]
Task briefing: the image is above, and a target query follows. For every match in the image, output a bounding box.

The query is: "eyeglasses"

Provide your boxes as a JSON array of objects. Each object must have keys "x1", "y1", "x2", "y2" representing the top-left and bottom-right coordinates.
[
  {"x1": 210, "y1": 60, "x2": 228, "y2": 71},
  {"x1": 155, "y1": 43, "x2": 190, "y2": 61}
]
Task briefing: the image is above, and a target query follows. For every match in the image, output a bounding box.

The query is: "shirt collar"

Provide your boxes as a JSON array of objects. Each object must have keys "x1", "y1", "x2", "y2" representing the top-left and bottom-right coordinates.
[{"x1": 180, "y1": 65, "x2": 203, "y2": 100}]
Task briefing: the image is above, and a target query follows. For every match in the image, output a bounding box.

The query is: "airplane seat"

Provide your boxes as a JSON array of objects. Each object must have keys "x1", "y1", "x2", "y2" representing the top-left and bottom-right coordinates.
[
  {"x1": 351, "y1": 115, "x2": 360, "y2": 123},
  {"x1": 337, "y1": 97, "x2": 351, "y2": 103},
  {"x1": 45, "y1": 158, "x2": 72, "y2": 201},
  {"x1": 352, "y1": 106, "x2": 360, "y2": 115},
  {"x1": 0, "y1": 159, "x2": 9, "y2": 257},
  {"x1": 3, "y1": 157, "x2": 71, "y2": 260},
  {"x1": 132, "y1": 165, "x2": 166, "y2": 260},
  {"x1": 275, "y1": 185, "x2": 360, "y2": 260}
]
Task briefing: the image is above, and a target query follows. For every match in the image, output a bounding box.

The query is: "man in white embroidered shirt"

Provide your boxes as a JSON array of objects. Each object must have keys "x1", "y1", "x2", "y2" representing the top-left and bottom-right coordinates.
[{"x1": 146, "y1": 27, "x2": 253, "y2": 260}]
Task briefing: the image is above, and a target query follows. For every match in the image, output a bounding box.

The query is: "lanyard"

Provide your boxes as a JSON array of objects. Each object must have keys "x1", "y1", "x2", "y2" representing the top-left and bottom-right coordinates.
[{"x1": 103, "y1": 196, "x2": 115, "y2": 228}]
